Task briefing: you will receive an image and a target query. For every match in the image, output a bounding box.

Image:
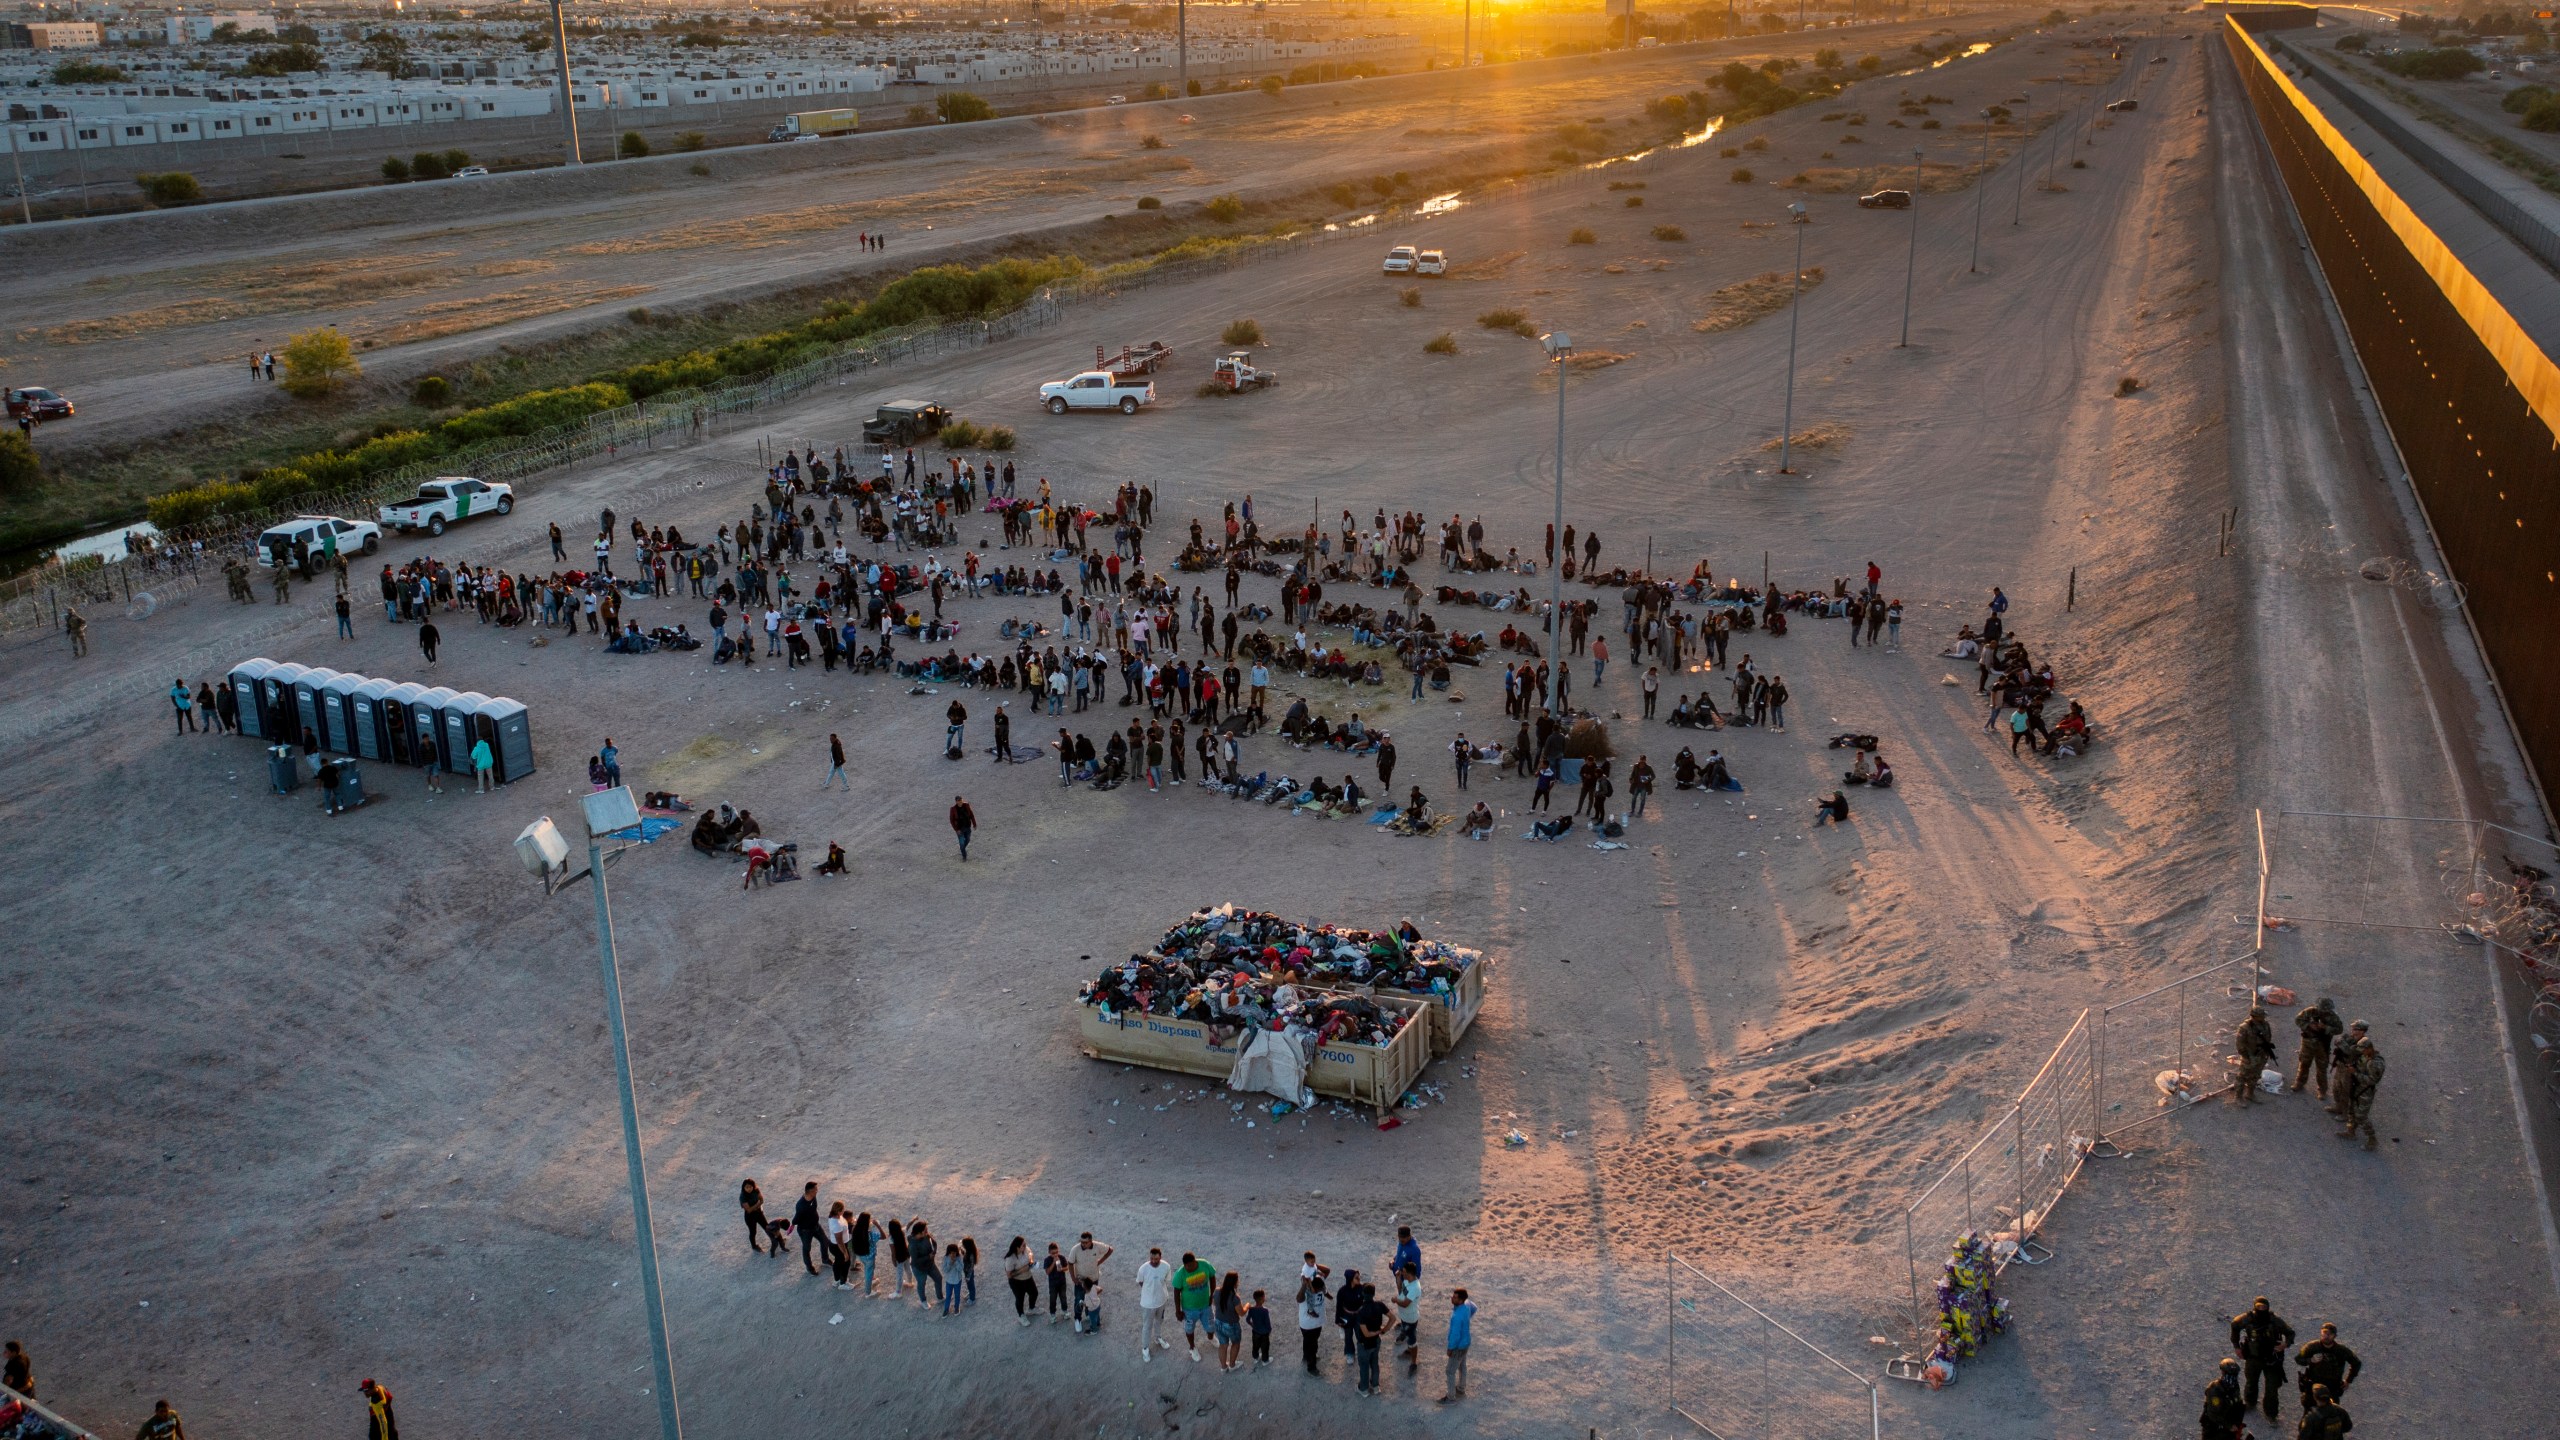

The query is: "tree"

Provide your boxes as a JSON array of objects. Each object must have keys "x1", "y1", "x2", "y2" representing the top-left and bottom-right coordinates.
[
  {"x1": 280, "y1": 329, "x2": 360, "y2": 400},
  {"x1": 937, "y1": 91, "x2": 994, "y2": 123},
  {"x1": 619, "y1": 130, "x2": 652, "y2": 158},
  {"x1": 48, "y1": 59, "x2": 129, "y2": 84},
  {"x1": 243, "y1": 43, "x2": 323, "y2": 77},
  {"x1": 212, "y1": 21, "x2": 243, "y2": 42},
  {"x1": 411, "y1": 151, "x2": 450, "y2": 180},
  {"x1": 0, "y1": 430, "x2": 39, "y2": 494},
  {"x1": 134, "y1": 173, "x2": 203, "y2": 206},
  {"x1": 381, "y1": 156, "x2": 412, "y2": 182},
  {"x1": 674, "y1": 131, "x2": 708, "y2": 152},
  {"x1": 1260, "y1": 75, "x2": 1284, "y2": 97},
  {"x1": 442, "y1": 149, "x2": 469, "y2": 172},
  {"x1": 279, "y1": 23, "x2": 319, "y2": 43},
  {"x1": 361, "y1": 29, "x2": 410, "y2": 76},
  {"x1": 1205, "y1": 193, "x2": 1245, "y2": 222}
]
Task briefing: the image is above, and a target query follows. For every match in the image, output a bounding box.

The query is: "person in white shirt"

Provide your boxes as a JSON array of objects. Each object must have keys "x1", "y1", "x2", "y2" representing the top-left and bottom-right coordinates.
[{"x1": 1135, "y1": 1247, "x2": 1174, "y2": 1360}]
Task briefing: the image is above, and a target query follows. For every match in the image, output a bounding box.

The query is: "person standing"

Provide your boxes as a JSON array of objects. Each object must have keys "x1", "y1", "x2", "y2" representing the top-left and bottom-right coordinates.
[
  {"x1": 2200, "y1": 1358, "x2": 2247, "y2": 1440},
  {"x1": 359, "y1": 1379, "x2": 398, "y2": 1440},
  {"x1": 945, "y1": 698, "x2": 968, "y2": 755},
  {"x1": 822, "y1": 733, "x2": 850, "y2": 792},
  {"x1": 2230, "y1": 1296, "x2": 2296, "y2": 1424},
  {"x1": 1377, "y1": 737, "x2": 1397, "y2": 791},
  {"x1": 1212, "y1": 1272, "x2": 1247, "y2": 1371},
  {"x1": 1591, "y1": 634, "x2": 1609, "y2": 688},
  {"x1": 2296, "y1": 1384, "x2": 2353, "y2": 1439},
  {"x1": 1295, "y1": 1270, "x2": 1330, "y2": 1375},
  {"x1": 550, "y1": 522, "x2": 566, "y2": 562},
  {"x1": 134, "y1": 1399, "x2": 187, "y2": 1440},
  {"x1": 1136, "y1": 1247, "x2": 1174, "y2": 1361},
  {"x1": 1393, "y1": 1263, "x2": 1423, "y2": 1377},
  {"x1": 2295, "y1": 1322, "x2": 2361, "y2": 1412},
  {"x1": 2293, "y1": 998, "x2": 2341, "y2": 1098},
  {"x1": 1394, "y1": 1226, "x2": 1423, "y2": 1281},
  {"x1": 1171, "y1": 1251, "x2": 1217, "y2": 1362},
  {"x1": 1451, "y1": 734, "x2": 1471, "y2": 791},
  {"x1": 1629, "y1": 756, "x2": 1655, "y2": 817},
  {"x1": 739, "y1": 1179, "x2": 778, "y2": 1256},
  {"x1": 1642, "y1": 665, "x2": 1660, "y2": 718},
  {"x1": 2341, "y1": 1034, "x2": 2384, "y2": 1150},
  {"x1": 993, "y1": 703, "x2": 1013, "y2": 762},
  {"x1": 949, "y1": 795, "x2": 976, "y2": 860},
  {"x1": 4, "y1": 1339, "x2": 31, "y2": 1398},
  {"x1": 336, "y1": 592, "x2": 354, "y2": 639},
  {"x1": 2327, "y1": 1022, "x2": 2365, "y2": 1120},
  {"x1": 418, "y1": 619, "x2": 440, "y2": 665},
  {"x1": 1070, "y1": 1232, "x2": 1113, "y2": 1332},
  {"x1": 1353, "y1": 1283, "x2": 1389, "y2": 1395},
  {"x1": 64, "y1": 606, "x2": 89, "y2": 657},
  {"x1": 2232, "y1": 1007, "x2": 2276, "y2": 1105},
  {"x1": 471, "y1": 735, "x2": 495, "y2": 794},
  {"x1": 1436, "y1": 1287, "x2": 1474, "y2": 1403},
  {"x1": 793, "y1": 1182, "x2": 825, "y2": 1275},
  {"x1": 825, "y1": 1204, "x2": 854, "y2": 1287},
  {"x1": 419, "y1": 733, "x2": 445, "y2": 795},
  {"x1": 169, "y1": 678, "x2": 197, "y2": 734}
]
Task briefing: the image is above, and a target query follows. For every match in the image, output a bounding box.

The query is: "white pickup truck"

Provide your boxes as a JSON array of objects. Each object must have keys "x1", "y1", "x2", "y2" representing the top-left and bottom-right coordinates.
[
  {"x1": 1039, "y1": 370, "x2": 1156, "y2": 415},
  {"x1": 379, "y1": 476, "x2": 514, "y2": 536}
]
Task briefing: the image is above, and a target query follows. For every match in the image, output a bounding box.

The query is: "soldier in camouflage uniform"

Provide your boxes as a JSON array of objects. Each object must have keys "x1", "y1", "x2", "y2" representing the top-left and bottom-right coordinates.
[
  {"x1": 2326, "y1": 1021, "x2": 2367, "y2": 1117},
  {"x1": 2340, "y1": 1036, "x2": 2384, "y2": 1150},
  {"x1": 2233, "y1": 1007, "x2": 2276, "y2": 1104},
  {"x1": 2292, "y1": 997, "x2": 2340, "y2": 1098}
]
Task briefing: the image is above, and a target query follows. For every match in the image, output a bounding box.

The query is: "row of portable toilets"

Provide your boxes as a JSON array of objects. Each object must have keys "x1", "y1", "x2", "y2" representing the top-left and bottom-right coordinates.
[{"x1": 226, "y1": 657, "x2": 536, "y2": 783}]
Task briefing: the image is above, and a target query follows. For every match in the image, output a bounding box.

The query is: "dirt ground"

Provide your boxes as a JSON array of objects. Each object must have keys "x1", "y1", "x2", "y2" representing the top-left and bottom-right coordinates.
[
  {"x1": 0, "y1": 16, "x2": 2008, "y2": 457},
  {"x1": 3, "y1": 18, "x2": 2555, "y2": 1440}
]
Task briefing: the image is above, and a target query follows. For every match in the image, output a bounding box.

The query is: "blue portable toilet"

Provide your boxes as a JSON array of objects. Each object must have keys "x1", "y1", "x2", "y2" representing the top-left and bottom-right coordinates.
[
  {"x1": 442, "y1": 692, "x2": 492, "y2": 776},
  {"x1": 412, "y1": 687, "x2": 460, "y2": 769},
  {"x1": 291, "y1": 668, "x2": 343, "y2": 751},
  {"x1": 319, "y1": 671, "x2": 366, "y2": 754},
  {"x1": 261, "y1": 664, "x2": 311, "y2": 746},
  {"x1": 380, "y1": 682, "x2": 429, "y2": 765},
  {"x1": 227, "y1": 658, "x2": 282, "y2": 740},
  {"x1": 347, "y1": 678, "x2": 397, "y2": 760},
  {"x1": 473, "y1": 696, "x2": 535, "y2": 782}
]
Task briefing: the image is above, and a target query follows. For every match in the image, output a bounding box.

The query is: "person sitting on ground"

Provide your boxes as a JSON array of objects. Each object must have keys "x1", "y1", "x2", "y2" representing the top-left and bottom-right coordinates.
[
  {"x1": 1814, "y1": 790, "x2": 1849, "y2": 826},
  {"x1": 1341, "y1": 775, "x2": 1366, "y2": 810},
  {"x1": 2046, "y1": 701, "x2": 2090, "y2": 754},
  {"x1": 1845, "y1": 749, "x2": 1873, "y2": 785},
  {"x1": 816, "y1": 842, "x2": 850, "y2": 876},
  {"x1": 1703, "y1": 750, "x2": 1733, "y2": 791},
  {"x1": 1464, "y1": 801, "x2": 1495, "y2": 838},
  {"x1": 1869, "y1": 754, "x2": 1895, "y2": 788},
  {"x1": 1673, "y1": 747, "x2": 1701, "y2": 789},
  {"x1": 589, "y1": 755, "x2": 610, "y2": 789},
  {"x1": 1401, "y1": 786, "x2": 1430, "y2": 828}
]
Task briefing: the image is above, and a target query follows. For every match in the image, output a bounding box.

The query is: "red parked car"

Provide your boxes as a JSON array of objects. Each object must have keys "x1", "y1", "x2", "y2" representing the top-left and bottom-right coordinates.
[{"x1": 5, "y1": 387, "x2": 73, "y2": 421}]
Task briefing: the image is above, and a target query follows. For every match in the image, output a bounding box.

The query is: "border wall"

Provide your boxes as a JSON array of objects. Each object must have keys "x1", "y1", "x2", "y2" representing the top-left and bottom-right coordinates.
[{"x1": 2223, "y1": 13, "x2": 2560, "y2": 805}]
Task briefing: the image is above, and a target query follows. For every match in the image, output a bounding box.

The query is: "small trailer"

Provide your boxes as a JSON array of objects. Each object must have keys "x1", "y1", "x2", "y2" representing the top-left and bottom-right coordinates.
[{"x1": 1097, "y1": 341, "x2": 1174, "y2": 378}]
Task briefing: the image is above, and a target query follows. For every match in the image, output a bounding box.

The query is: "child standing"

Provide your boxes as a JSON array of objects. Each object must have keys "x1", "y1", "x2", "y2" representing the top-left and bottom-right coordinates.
[{"x1": 1247, "y1": 1290, "x2": 1273, "y2": 1368}]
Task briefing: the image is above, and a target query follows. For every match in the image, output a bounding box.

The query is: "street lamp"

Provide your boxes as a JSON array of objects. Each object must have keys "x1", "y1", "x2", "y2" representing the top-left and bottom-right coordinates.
[
  {"x1": 1971, "y1": 109, "x2": 1995, "y2": 272},
  {"x1": 1899, "y1": 148, "x2": 1921, "y2": 348},
  {"x1": 549, "y1": 0, "x2": 582, "y2": 166},
  {"x1": 1541, "y1": 329, "x2": 1572, "y2": 714},
  {"x1": 1778, "y1": 202, "x2": 1809, "y2": 475},
  {"x1": 514, "y1": 787, "x2": 682, "y2": 1440}
]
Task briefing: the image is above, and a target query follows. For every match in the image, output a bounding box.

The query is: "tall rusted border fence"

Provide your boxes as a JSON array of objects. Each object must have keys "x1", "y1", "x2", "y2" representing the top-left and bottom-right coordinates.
[{"x1": 2223, "y1": 11, "x2": 2560, "y2": 809}]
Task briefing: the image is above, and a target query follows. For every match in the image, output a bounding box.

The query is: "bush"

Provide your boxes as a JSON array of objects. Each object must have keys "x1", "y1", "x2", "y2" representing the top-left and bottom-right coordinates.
[
  {"x1": 905, "y1": 103, "x2": 935, "y2": 124},
  {"x1": 1423, "y1": 332, "x2": 1458, "y2": 354},
  {"x1": 1400, "y1": 287, "x2": 1423, "y2": 307},
  {"x1": 1858, "y1": 55, "x2": 1883, "y2": 72},
  {"x1": 2525, "y1": 96, "x2": 2560, "y2": 132},
  {"x1": 2335, "y1": 33, "x2": 2369, "y2": 53},
  {"x1": 1136, "y1": 195, "x2": 1163, "y2": 209},
  {"x1": 627, "y1": 307, "x2": 653, "y2": 325},
  {"x1": 381, "y1": 156, "x2": 411, "y2": 182},
  {"x1": 2504, "y1": 85, "x2": 2553, "y2": 114},
  {"x1": 0, "y1": 430, "x2": 39, "y2": 493},
  {"x1": 411, "y1": 375, "x2": 453, "y2": 407},
  {"x1": 987, "y1": 425, "x2": 1017, "y2": 451},
  {"x1": 1140, "y1": 133, "x2": 1166, "y2": 149},
  {"x1": 620, "y1": 130, "x2": 651, "y2": 159},
  {"x1": 2378, "y1": 47, "x2": 2485, "y2": 80},
  {"x1": 1623, "y1": 195, "x2": 1645, "y2": 207},
  {"x1": 1730, "y1": 167, "x2": 1755, "y2": 183},
  {"x1": 690, "y1": 161, "x2": 712, "y2": 177},
  {"x1": 675, "y1": 131, "x2": 708, "y2": 152},
  {"x1": 1327, "y1": 182, "x2": 1360, "y2": 208},
  {"x1": 2117, "y1": 376, "x2": 2143, "y2": 396},
  {"x1": 1205, "y1": 193, "x2": 1246, "y2": 222},
  {"x1": 49, "y1": 59, "x2": 128, "y2": 85},
  {"x1": 1476, "y1": 308, "x2": 1535, "y2": 337},
  {"x1": 1652, "y1": 225, "x2": 1687, "y2": 241},
  {"x1": 1260, "y1": 75, "x2": 1285, "y2": 96},
  {"x1": 939, "y1": 418, "x2": 988, "y2": 448},
  {"x1": 410, "y1": 151, "x2": 450, "y2": 180},
  {"x1": 1607, "y1": 180, "x2": 1647, "y2": 190},
  {"x1": 1188, "y1": 79, "x2": 1204, "y2": 97},
  {"x1": 1745, "y1": 136, "x2": 1769, "y2": 151},
  {"x1": 1921, "y1": 118, "x2": 1942, "y2": 130},
  {"x1": 436, "y1": 382, "x2": 628, "y2": 445},
  {"x1": 1568, "y1": 227, "x2": 1598, "y2": 244},
  {"x1": 280, "y1": 328, "x2": 360, "y2": 399},
  {"x1": 1814, "y1": 47, "x2": 1842, "y2": 69},
  {"x1": 443, "y1": 149, "x2": 469, "y2": 172},
  {"x1": 1222, "y1": 317, "x2": 1264, "y2": 346},
  {"x1": 134, "y1": 173, "x2": 203, "y2": 207},
  {"x1": 937, "y1": 91, "x2": 995, "y2": 123}
]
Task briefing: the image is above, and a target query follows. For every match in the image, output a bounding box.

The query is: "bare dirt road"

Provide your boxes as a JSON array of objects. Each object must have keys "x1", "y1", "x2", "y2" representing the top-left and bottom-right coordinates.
[
  {"x1": 2, "y1": 19, "x2": 2550, "y2": 1440},
  {"x1": 0, "y1": 18, "x2": 2011, "y2": 455}
]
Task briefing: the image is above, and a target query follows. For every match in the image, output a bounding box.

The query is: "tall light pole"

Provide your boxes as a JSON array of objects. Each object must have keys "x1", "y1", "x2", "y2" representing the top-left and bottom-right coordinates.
[
  {"x1": 4, "y1": 121, "x2": 29, "y2": 226},
  {"x1": 1969, "y1": 109, "x2": 1994, "y2": 273},
  {"x1": 2013, "y1": 110, "x2": 2028, "y2": 225},
  {"x1": 1899, "y1": 148, "x2": 1921, "y2": 348},
  {"x1": 515, "y1": 789, "x2": 682, "y2": 1440},
  {"x1": 1779, "y1": 202, "x2": 1808, "y2": 474},
  {"x1": 1541, "y1": 329, "x2": 1573, "y2": 714},
  {"x1": 550, "y1": 0, "x2": 582, "y2": 166},
  {"x1": 1177, "y1": 0, "x2": 1187, "y2": 96}
]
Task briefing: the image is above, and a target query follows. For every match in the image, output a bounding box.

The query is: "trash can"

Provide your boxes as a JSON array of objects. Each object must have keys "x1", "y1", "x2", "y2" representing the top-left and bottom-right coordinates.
[
  {"x1": 318, "y1": 757, "x2": 367, "y2": 814},
  {"x1": 319, "y1": 671, "x2": 366, "y2": 754},
  {"x1": 347, "y1": 679, "x2": 396, "y2": 761},
  {"x1": 267, "y1": 743, "x2": 301, "y2": 795},
  {"x1": 474, "y1": 696, "x2": 535, "y2": 783},
  {"x1": 227, "y1": 658, "x2": 281, "y2": 740}
]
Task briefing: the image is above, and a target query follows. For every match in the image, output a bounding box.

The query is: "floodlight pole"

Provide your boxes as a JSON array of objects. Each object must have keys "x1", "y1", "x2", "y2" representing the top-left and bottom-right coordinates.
[
  {"x1": 1548, "y1": 339, "x2": 1569, "y2": 715},
  {"x1": 1779, "y1": 206, "x2": 1807, "y2": 474},
  {"x1": 584, "y1": 832, "x2": 682, "y2": 1440},
  {"x1": 1899, "y1": 148, "x2": 1921, "y2": 348},
  {"x1": 551, "y1": 0, "x2": 582, "y2": 166},
  {"x1": 1178, "y1": 0, "x2": 1188, "y2": 96},
  {"x1": 4, "y1": 123, "x2": 28, "y2": 225},
  {"x1": 1970, "y1": 112, "x2": 1992, "y2": 272}
]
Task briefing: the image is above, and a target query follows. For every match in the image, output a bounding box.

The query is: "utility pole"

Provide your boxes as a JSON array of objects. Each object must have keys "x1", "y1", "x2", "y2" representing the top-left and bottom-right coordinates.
[
  {"x1": 1178, "y1": 0, "x2": 1187, "y2": 96},
  {"x1": 1899, "y1": 149, "x2": 1921, "y2": 347},
  {"x1": 1542, "y1": 331, "x2": 1574, "y2": 712},
  {"x1": 551, "y1": 0, "x2": 582, "y2": 166},
  {"x1": 4, "y1": 121, "x2": 29, "y2": 225},
  {"x1": 1778, "y1": 203, "x2": 1808, "y2": 474},
  {"x1": 1970, "y1": 111, "x2": 1992, "y2": 272}
]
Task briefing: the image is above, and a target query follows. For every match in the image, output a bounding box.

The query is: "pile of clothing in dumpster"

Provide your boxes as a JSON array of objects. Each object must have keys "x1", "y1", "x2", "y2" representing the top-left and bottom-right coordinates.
[
  {"x1": 1148, "y1": 904, "x2": 1482, "y2": 1006},
  {"x1": 1080, "y1": 956, "x2": 1412, "y2": 1050}
]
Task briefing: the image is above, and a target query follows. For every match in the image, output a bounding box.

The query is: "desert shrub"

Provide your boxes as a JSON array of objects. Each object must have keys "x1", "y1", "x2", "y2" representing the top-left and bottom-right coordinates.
[
  {"x1": 1141, "y1": 133, "x2": 1165, "y2": 150},
  {"x1": 1745, "y1": 135, "x2": 1769, "y2": 150},
  {"x1": 2117, "y1": 376, "x2": 2143, "y2": 396},
  {"x1": 135, "y1": 172, "x2": 203, "y2": 206},
  {"x1": 443, "y1": 149, "x2": 469, "y2": 171},
  {"x1": 1730, "y1": 167, "x2": 1755, "y2": 183},
  {"x1": 411, "y1": 375, "x2": 453, "y2": 407},
  {"x1": 381, "y1": 156, "x2": 411, "y2": 182},
  {"x1": 620, "y1": 130, "x2": 651, "y2": 158},
  {"x1": 1568, "y1": 227, "x2": 1597, "y2": 244},
  {"x1": 1400, "y1": 287, "x2": 1423, "y2": 307},
  {"x1": 2377, "y1": 47, "x2": 2484, "y2": 80},
  {"x1": 2502, "y1": 84, "x2": 2552, "y2": 113},
  {"x1": 1476, "y1": 309, "x2": 1535, "y2": 337},
  {"x1": 1652, "y1": 225, "x2": 1687, "y2": 241},
  {"x1": 280, "y1": 328, "x2": 360, "y2": 399},
  {"x1": 435, "y1": 382, "x2": 628, "y2": 445},
  {"x1": 1221, "y1": 317, "x2": 1264, "y2": 346},
  {"x1": 1423, "y1": 332, "x2": 1458, "y2": 354},
  {"x1": 2526, "y1": 96, "x2": 2560, "y2": 132},
  {"x1": 1327, "y1": 182, "x2": 1359, "y2": 207},
  {"x1": 1205, "y1": 193, "x2": 1246, "y2": 222},
  {"x1": 675, "y1": 131, "x2": 708, "y2": 152},
  {"x1": 1921, "y1": 118, "x2": 1941, "y2": 129},
  {"x1": 2335, "y1": 33, "x2": 2369, "y2": 53},
  {"x1": 939, "y1": 418, "x2": 988, "y2": 448},
  {"x1": 689, "y1": 161, "x2": 712, "y2": 177},
  {"x1": 1858, "y1": 55, "x2": 1883, "y2": 72},
  {"x1": 1624, "y1": 195, "x2": 1645, "y2": 208},
  {"x1": 1721, "y1": 146, "x2": 1742, "y2": 157},
  {"x1": 987, "y1": 425, "x2": 1016, "y2": 451},
  {"x1": 0, "y1": 431, "x2": 39, "y2": 493},
  {"x1": 937, "y1": 91, "x2": 995, "y2": 123},
  {"x1": 1260, "y1": 75, "x2": 1284, "y2": 96},
  {"x1": 1136, "y1": 195, "x2": 1163, "y2": 209},
  {"x1": 410, "y1": 151, "x2": 449, "y2": 180}
]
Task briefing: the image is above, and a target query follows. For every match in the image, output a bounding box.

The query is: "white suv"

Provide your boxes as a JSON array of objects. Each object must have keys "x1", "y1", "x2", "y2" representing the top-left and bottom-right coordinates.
[
  {"x1": 1416, "y1": 249, "x2": 1448, "y2": 276},
  {"x1": 1382, "y1": 245, "x2": 1418, "y2": 274},
  {"x1": 257, "y1": 515, "x2": 381, "y2": 575}
]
